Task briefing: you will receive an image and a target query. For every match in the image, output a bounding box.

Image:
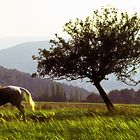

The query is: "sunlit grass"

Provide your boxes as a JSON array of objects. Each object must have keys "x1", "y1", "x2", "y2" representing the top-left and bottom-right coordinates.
[{"x1": 0, "y1": 103, "x2": 140, "y2": 139}]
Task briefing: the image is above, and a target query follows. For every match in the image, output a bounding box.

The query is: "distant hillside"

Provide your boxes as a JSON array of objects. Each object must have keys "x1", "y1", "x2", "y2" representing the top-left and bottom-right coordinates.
[
  {"x1": 0, "y1": 37, "x2": 48, "y2": 50},
  {"x1": 0, "y1": 41, "x2": 50, "y2": 73},
  {"x1": 0, "y1": 66, "x2": 90, "y2": 101}
]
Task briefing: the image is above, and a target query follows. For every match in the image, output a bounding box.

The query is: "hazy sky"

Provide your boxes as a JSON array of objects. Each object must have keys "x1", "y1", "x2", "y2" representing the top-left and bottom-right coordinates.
[
  {"x1": 0, "y1": 0, "x2": 139, "y2": 39},
  {"x1": 0, "y1": 0, "x2": 139, "y2": 91}
]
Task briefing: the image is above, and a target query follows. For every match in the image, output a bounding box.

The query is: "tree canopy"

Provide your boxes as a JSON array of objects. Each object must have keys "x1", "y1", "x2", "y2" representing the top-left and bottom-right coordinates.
[{"x1": 33, "y1": 7, "x2": 140, "y2": 111}]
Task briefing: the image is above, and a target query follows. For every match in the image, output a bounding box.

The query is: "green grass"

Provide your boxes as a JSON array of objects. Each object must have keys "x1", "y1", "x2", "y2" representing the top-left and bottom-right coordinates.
[{"x1": 1, "y1": 103, "x2": 140, "y2": 139}]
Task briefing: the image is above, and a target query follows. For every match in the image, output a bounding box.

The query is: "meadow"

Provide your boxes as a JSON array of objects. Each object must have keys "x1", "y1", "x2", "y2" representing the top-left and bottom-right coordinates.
[{"x1": 0, "y1": 102, "x2": 140, "y2": 140}]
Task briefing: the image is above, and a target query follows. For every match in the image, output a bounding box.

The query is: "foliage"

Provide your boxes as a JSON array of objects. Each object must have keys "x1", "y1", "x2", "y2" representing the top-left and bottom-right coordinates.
[{"x1": 33, "y1": 7, "x2": 140, "y2": 86}]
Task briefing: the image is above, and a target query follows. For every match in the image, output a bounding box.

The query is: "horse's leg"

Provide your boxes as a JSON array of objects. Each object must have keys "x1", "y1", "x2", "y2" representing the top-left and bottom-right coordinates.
[
  {"x1": 16, "y1": 104, "x2": 26, "y2": 122},
  {"x1": 18, "y1": 105, "x2": 25, "y2": 119}
]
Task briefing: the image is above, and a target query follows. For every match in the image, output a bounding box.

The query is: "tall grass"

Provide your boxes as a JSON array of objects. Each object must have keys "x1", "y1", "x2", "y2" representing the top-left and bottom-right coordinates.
[{"x1": 0, "y1": 103, "x2": 140, "y2": 140}]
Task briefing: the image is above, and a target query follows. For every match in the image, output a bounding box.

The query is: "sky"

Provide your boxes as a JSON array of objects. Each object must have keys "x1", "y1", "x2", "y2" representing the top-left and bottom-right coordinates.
[
  {"x1": 0, "y1": 0, "x2": 139, "y2": 91},
  {"x1": 0, "y1": 0, "x2": 139, "y2": 40}
]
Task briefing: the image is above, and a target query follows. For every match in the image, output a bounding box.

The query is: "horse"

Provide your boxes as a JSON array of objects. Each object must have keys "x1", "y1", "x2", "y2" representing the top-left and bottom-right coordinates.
[{"x1": 0, "y1": 85, "x2": 35, "y2": 121}]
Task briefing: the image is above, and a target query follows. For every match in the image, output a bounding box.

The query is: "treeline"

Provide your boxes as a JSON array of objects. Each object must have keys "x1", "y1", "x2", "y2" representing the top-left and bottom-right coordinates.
[
  {"x1": 87, "y1": 88, "x2": 140, "y2": 104},
  {"x1": 0, "y1": 66, "x2": 90, "y2": 102}
]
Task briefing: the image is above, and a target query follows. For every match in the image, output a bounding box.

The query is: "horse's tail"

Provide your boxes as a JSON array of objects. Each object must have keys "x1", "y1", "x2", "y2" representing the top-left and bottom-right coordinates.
[{"x1": 20, "y1": 87, "x2": 35, "y2": 111}]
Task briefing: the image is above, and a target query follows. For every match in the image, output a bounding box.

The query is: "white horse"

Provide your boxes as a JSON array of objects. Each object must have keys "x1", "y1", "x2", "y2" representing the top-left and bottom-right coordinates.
[{"x1": 0, "y1": 86, "x2": 35, "y2": 121}]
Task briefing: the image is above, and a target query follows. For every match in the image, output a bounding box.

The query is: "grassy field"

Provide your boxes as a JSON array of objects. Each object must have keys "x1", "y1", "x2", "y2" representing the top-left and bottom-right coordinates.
[{"x1": 0, "y1": 102, "x2": 140, "y2": 140}]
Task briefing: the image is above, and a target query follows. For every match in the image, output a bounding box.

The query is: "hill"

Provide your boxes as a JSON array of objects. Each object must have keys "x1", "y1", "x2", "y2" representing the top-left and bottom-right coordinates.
[
  {"x1": 0, "y1": 66, "x2": 90, "y2": 101},
  {"x1": 0, "y1": 41, "x2": 50, "y2": 73}
]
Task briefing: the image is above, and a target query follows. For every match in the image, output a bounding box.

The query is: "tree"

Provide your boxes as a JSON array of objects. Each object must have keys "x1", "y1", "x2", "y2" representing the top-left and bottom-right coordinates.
[
  {"x1": 87, "y1": 93, "x2": 103, "y2": 103},
  {"x1": 108, "y1": 88, "x2": 135, "y2": 103},
  {"x1": 33, "y1": 7, "x2": 140, "y2": 112}
]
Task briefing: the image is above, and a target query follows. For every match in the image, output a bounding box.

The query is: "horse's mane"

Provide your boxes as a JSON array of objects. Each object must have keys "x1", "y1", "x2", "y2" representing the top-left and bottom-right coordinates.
[
  {"x1": 19, "y1": 87, "x2": 30, "y2": 94},
  {"x1": 19, "y1": 87, "x2": 35, "y2": 111}
]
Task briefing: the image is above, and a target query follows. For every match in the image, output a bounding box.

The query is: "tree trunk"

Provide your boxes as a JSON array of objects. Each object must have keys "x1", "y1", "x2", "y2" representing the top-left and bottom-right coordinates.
[{"x1": 94, "y1": 82, "x2": 115, "y2": 112}]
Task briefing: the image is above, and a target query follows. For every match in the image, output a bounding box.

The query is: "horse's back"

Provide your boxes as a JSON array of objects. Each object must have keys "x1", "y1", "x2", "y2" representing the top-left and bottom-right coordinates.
[
  {"x1": 0, "y1": 87, "x2": 12, "y2": 105},
  {"x1": 0, "y1": 87, "x2": 11, "y2": 97}
]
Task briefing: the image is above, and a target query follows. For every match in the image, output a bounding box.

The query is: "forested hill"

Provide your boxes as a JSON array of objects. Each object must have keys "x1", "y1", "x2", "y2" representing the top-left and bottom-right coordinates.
[{"x1": 0, "y1": 66, "x2": 90, "y2": 102}]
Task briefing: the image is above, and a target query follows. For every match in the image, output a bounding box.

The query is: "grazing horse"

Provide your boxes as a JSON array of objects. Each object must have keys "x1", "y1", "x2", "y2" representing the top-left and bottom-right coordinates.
[{"x1": 0, "y1": 86, "x2": 35, "y2": 121}]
